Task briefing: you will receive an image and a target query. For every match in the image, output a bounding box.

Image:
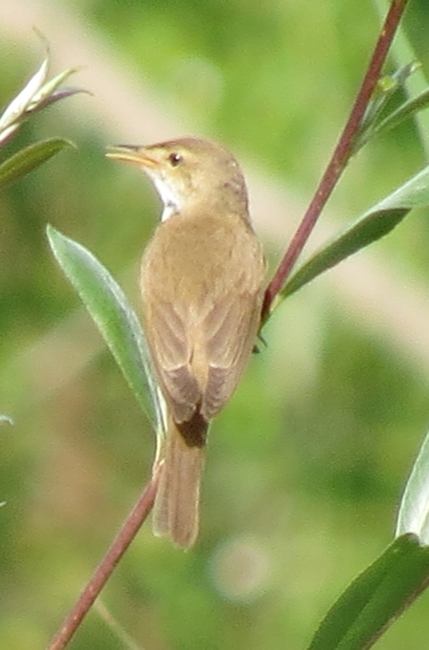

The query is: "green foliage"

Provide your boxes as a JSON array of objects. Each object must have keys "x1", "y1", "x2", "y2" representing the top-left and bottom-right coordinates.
[
  {"x1": 0, "y1": 52, "x2": 81, "y2": 182},
  {"x1": 0, "y1": 138, "x2": 73, "y2": 187},
  {"x1": 365, "y1": 85, "x2": 429, "y2": 148},
  {"x1": 309, "y1": 535, "x2": 429, "y2": 650},
  {"x1": 0, "y1": 54, "x2": 79, "y2": 143},
  {"x1": 353, "y1": 61, "x2": 429, "y2": 153},
  {"x1": 277, "y1": 162, "x2": 429, "y2": 303},
  {"x1": 396, "y1": 428, "x2": 429, "y2": 542},
  {"x1": 46, "y1": 225, "x2": 164, "y2": 440}
]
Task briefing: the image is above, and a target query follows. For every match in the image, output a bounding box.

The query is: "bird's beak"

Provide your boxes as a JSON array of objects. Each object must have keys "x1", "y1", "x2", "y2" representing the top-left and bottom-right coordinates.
[{"x1": 105, "y1": 144, "x2": 158, "y2": 168}]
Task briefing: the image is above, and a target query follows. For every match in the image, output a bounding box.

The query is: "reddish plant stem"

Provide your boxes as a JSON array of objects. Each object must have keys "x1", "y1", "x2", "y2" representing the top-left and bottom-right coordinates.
[
  {"x1": 262, "y1": 0, "x2": 410, "y2": 318},
  {"x1": 46, "y1": 471, "x2": 159, "y2": 650}
]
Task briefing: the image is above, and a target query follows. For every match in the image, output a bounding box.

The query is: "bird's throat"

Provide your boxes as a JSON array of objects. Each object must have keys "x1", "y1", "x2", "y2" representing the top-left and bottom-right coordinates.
[{"x1": 150, "y1": 174, "x2": 182, "y2": 222}]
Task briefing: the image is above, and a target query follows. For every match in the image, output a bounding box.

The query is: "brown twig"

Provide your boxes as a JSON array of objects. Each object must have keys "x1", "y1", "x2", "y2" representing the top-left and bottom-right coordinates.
[
  {"x1": 46, "y1": 470, "x2": 160, "y2": 650},
  {"x1": 262, "y1": 0, "x2": 411, "y2": 318}
]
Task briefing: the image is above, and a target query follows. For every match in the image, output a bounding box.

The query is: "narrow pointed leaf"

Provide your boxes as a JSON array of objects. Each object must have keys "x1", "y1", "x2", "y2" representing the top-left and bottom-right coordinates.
[
  {"x1": 354, "y1": 62, "x2": 421, "y2": 154},
  {"x1": 0, "y1": 57, "x2": 48, "y2": 131},
  {"x1": 308, "y1": 534, "x2": 429, "y2": 650},
  {"x1": 47, "y1": 225, "x2": 164, "y2": 435},
  {"x1": 279, "y1": 164, "x2": 429, "y2": 301},
  {"x1": 396, "y1": 428, "x2": 429, "y2": 544},
  {"x1": 0, "y1": 138, "x2": 73, "y2": 186},
  {"x1": 371, "y1": 87, "x2": 429, "y2": 142},
  {"x1": 31, "y1": 87, "x2": 87, "y2": 113},
  {"x1": 27, "y1": 66, "x2": 79, "y2": 111}
]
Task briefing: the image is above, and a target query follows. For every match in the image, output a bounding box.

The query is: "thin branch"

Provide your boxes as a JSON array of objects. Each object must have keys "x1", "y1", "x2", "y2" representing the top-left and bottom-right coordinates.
[
  {"x1": 46, "y1": 470, "x2": 160, "y2": 650},
  {"x1": 262, "y1": 0, "x2": 411, "y2": 318}
]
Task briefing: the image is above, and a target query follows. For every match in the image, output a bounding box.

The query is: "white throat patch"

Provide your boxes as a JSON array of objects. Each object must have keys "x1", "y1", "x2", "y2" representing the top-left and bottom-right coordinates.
[{"x1": 151, "y1": 174, "x2": 182, "y2": 222}]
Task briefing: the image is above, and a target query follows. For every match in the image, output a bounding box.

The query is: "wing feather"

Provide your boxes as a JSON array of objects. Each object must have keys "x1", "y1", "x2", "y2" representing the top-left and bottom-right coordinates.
[
  {"x1": 202, "y1": 280, "x2": 263, "y2": 419},
  {"x1": 144, "y1": 301, "x2": 201, "y2": 424}
]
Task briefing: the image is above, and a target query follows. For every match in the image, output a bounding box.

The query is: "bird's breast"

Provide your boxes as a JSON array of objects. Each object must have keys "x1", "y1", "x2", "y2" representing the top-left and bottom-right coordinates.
[{"x1": 141, "y1": 212, "x2": 260, "y2": 306}]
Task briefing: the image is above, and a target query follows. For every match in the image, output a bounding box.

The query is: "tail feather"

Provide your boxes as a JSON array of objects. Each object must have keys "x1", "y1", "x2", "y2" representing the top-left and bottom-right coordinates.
[{"x1": 153, "y1": 418, "x2": 206, "y2": 548}]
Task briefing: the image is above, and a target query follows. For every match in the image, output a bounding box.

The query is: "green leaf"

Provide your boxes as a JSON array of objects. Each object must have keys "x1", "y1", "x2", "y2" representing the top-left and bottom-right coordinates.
[
  {"x1": 0, "y1": 56, "x2": 48, "y2": 132},
  {"x1": 46, "y1": 225, "x2": 165, "y2": 439},
  {"x1": 354, "y1": 61, "x2": 421, "y2": 153},
  {"x1": 0, "y1": 50, "x2": 83, "y2": 147},
  {"x1": 396, "y1": 428, "x2": 429, "y2": 544},
  {"x1": 279, "y1": 163, "x2": 429, "y2": 302},
  {"x1": 26, "y1": 66, "x2": 80, "y2": 114},
  {"x1": 31, "y1": 86, "x2": 87, "y2": 113},
  {"x1": 0, "y1": 138, "x2": 73, "y2": 186},
  {"x1": 370, "y1": 87, "x2": 429, "y2": 143},
  {"x1": 308, "y1": 534, "x2": 429, "y2": 650}
]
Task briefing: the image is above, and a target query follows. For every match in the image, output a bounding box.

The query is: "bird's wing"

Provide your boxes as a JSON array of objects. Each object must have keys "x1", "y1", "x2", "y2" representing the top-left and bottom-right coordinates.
[
  {"x1": 201, "y1": 268, "x2": 264, "y2": 419},
  {"x1": 144, "y1": 277, "x2": 263, "y2": 425},
  {"x1": 144, "y1": 298, "x2": 202, "y2": 425}
]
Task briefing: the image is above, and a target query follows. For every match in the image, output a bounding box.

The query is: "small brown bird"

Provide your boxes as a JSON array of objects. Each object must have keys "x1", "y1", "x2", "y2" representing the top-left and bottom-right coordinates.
[{"x1": 107, "y1": 137, "x2": 265, "y2": 548}]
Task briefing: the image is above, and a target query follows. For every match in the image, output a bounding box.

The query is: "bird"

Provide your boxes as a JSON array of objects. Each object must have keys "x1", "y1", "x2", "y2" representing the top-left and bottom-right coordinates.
[{"x1": 106, "y1": 137, "x2": 266, "y2": 548}]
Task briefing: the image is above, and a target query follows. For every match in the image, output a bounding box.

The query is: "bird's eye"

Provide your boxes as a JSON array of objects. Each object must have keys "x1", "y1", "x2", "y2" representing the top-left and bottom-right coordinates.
[{"x1": 168, "y1": 152, "x2": 183, "y2": 167}]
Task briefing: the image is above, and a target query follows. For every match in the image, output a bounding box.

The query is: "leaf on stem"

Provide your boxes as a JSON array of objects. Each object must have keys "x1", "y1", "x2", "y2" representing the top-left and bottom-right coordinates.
[
  {"x1": 370, "y1": 87, "x2": 429, "y2": 142},
  {"x1": 275, "y1": 162, "x2": 429, "y2": 304},
  {"x1": 26, "y1": 66, "x2": 81, "y2": 113},
  {"x1": 0, "y1": 138, "x2": 74, "y2": 187},
  {"x1": 307, "y1": 534, "x2": 429, "y2": 650},
  {"x1": 0, "y1": 51, "x2": 84, "y2": 147},
  {"x1": 46, "y1": 226, "x2": 165, "y2": 443},
  {"x1": 0, "y1": 57, "x2": 49, "y2": 133},
  {"x1": 396, "y1": 428, "x2": 429, "y2": 544},
  {"x1": 354, "y1": 61, "x2": 425, "y2": 153}
]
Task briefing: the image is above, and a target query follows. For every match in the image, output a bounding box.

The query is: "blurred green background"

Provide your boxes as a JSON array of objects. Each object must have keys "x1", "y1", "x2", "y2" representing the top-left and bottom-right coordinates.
[{"x1": 2, "y1": 0, "x2": 429, "y2": 648}]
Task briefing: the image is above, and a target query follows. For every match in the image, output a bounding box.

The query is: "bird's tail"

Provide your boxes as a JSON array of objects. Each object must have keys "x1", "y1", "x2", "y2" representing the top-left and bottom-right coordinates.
[{"x1": 152, "y1": 416, "x2": 206, "y2": 548}]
